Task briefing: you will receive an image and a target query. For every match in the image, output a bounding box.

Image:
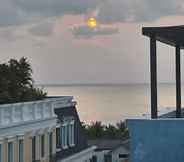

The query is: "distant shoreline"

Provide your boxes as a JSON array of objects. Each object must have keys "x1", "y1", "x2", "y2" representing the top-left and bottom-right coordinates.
[{"x1": 36, "y1": 82, "x2": 177, "y2": 87}]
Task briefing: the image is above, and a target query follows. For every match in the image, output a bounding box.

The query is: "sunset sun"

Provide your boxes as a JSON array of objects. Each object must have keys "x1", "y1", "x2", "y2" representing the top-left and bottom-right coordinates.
[{"x1": 87, "y1": 17, "x2": 97, "y2": 28}]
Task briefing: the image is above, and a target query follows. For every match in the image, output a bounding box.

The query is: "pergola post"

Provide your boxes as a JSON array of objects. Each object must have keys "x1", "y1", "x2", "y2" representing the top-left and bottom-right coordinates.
[
  {"x1": 176, "y1": 45, "x2": 181, "y2": 118},
  {"x1": 150, "y1": 36, "x2": 158, "y2": 119}
]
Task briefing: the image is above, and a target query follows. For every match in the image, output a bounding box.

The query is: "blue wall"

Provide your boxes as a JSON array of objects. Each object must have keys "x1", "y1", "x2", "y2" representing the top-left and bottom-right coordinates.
[{"x1": 127, "y1": 119, "x2": 184, "y2": 162}]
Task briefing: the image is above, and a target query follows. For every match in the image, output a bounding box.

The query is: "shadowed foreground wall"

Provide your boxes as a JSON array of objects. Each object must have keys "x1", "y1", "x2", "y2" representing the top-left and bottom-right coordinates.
[{"x1": 127, "y1": 119, "x2": 184, "y2": 162}]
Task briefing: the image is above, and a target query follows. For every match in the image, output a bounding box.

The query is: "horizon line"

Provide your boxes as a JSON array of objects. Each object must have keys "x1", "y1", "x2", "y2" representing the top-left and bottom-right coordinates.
[{"x1": 36, "y1": 82, "x2": 179, "y2": 87}]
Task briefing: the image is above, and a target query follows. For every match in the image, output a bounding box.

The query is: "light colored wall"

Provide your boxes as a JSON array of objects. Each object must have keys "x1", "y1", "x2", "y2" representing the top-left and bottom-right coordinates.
[
  {"x1": 127, "y1": 119, "x2": 184, "y2": 162},
  {"x1": 3, "y1": 139, "x2": 8, "y2": 162},
  {"x1": 24, "y1": 132, "x2": 31, "y2": 162},
  {"x1": 0, "y1": 128, "x2": 56, "y2": 162}
]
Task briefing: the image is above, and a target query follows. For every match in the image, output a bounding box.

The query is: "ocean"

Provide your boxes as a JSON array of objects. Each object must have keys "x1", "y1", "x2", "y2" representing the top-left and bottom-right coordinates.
[{"x1": 44, "y1": 84, "x2": 179, "y2": 124}]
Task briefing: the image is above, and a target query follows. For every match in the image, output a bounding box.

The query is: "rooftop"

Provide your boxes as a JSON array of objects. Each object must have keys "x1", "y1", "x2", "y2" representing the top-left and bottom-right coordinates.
[
  {"x1": 88, "y1": 139, "x2": 129, "y2": 151},
  {"x1": 160, "y1": 108, "x2": 184, "y2": 118}
]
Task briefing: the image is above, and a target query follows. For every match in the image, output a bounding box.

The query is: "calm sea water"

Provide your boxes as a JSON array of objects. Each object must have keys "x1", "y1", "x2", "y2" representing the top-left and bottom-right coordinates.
[{"x1": 44, "y1": 84, "x2": 180, "y2": 124}]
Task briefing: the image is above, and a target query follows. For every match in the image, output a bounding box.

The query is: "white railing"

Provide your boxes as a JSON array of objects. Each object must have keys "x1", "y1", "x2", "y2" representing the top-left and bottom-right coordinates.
[{"x1": 0, "y1": 97, "x2": 75, "y2": 127}]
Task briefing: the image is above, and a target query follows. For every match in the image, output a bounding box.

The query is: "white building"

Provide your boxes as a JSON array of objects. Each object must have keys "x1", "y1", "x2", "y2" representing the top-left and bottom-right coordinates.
[{"x1": 0, "y1": 97, "x2": 96, "y2": 162}]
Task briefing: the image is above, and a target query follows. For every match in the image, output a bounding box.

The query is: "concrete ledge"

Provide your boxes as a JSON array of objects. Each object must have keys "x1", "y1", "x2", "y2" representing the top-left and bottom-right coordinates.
[{"x1": 58, "y1": 146, "x2": 96, "y2": 162}]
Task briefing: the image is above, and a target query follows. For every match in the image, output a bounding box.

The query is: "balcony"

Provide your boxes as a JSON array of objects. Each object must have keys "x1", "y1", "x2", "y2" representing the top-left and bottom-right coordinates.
[{"x1": 0, "y1": 96, "x2": 75, "y2": 128}]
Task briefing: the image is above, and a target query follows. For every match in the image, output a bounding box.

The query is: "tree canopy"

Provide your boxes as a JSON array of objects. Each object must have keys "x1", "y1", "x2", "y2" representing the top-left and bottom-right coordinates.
[
  {"x1": 82, "y1": 121, "x2": 129, "y2": 140},
  {"x1": 0, "y1": 57, "x2": 47, "y2": 104}
]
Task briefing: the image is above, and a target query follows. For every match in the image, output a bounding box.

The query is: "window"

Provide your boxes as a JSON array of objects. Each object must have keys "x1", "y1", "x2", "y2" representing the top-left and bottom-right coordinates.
[
  {"x1": 0, "y1": 144, "x2": 2, "y2": 162},
  {"x1": 91, "y1": 156, "x2": 97, "y2": 162},
  {"x1": 61, "y1": 126, "x2": 64, "y2": 148},
  {"x1": 69, "y1": 124, "x2": 72, "y2": 145},
  {"x1": 64, "y1": 125, "x2": 68, "y2": 148},
  {"x1": 49, "y1": 133, "x2": 53, "y2": 155},
  {"x1": 71, "y1": 123, "x2": 75, "y2": 145},
  {"x1": 104, "y1": 154, "x2": 112, "y2": 162},
  {"x1": 61, "y1": 124, "x2": 68, "y2": 149},
  {"x1": 56, "y1": 128, "x2": 61, "y2": 148},
  {"x1": 119, "y1": 154, "x2": 129, "y2": 158},
  {"x1": 69, "y1": 122, "x2": 75, "y2": 146},
  {"x1": 32, "y1": 137, "x2": 36, "y2": 162},
  {"x1": 8, "y1": 142, "x2": 13, "y2": 162},
  {"x1": 19, "y1": 140, "x2": 24, "y2": 162},
  {"x1": 41, "y1": 135, "x2": 45, "y2": 158},
  {"x1": 60, "y1": 121, "x2": 75, "y2": 148}
]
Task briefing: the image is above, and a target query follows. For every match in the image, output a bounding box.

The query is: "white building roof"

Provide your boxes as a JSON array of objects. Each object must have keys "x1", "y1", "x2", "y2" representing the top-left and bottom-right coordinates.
[{"x1": 0, "y1": 97, "x2": 76, "y2": 138}]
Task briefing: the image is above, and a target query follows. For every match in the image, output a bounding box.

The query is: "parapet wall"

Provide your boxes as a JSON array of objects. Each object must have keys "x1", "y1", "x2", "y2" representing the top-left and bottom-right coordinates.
[
  {"x1": 0, "y1": 96, "x2": 75, "y2": 128},
  {"x1": 127, "y1": 119, "x2": 184, "y2": 162}
]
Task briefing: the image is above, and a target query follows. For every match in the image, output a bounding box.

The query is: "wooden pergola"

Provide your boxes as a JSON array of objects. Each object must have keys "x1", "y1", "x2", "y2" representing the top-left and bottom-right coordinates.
[{"x1": 142, "y1": 25, "x2": 184, "y2": 119}]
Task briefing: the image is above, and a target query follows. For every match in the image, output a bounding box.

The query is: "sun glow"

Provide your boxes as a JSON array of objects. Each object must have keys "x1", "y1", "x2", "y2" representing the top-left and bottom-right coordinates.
[{"x1": 87, "y1": 18, "x2": 97, "y2": 28}]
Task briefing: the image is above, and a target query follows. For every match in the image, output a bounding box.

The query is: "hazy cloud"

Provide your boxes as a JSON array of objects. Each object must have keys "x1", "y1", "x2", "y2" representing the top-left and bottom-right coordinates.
[
  {"x1": 0, "y1": 0, "x2": 183, "y2": 27},
  {"x1": 14, "y1": 0, "x2": 98, "y2": 15},
  {"x1": 0, "y1": 29, "x2": 17, "y2": 41},
  {"x1": 29, "y1": 22, "x2": 53, "y2": 37},
  {"x1": 0, "y1": 0, "x2": 24, "y2": 26},
  {"x1": 71, "y1": 25, "x2": 119, "y2": 38},
  {"x1": 0, "y1": 0, "x2": 99, "y2": 27},
  {"x1": 97, "y1": 0, "x2": 184, "y2": 23}
]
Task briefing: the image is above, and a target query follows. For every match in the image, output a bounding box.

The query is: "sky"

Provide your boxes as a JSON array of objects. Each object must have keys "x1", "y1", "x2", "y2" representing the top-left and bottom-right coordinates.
[{"x1": 0, "y1": 0, "x2": 184, "y2": 84}]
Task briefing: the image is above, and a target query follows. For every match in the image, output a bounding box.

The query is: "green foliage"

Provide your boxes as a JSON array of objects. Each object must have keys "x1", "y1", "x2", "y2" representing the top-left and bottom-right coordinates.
[
  {"x1": 0, "y1": 57, "x2": 47, "y2": 104},
  {"x1": 82, "y1": 121, "x2": 129, "y2": 140}
]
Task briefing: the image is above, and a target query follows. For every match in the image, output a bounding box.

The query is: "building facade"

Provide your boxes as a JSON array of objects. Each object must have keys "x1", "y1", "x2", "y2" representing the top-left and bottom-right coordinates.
[
  {"x1": 0, "y1": 97, "x2": 95, "y2": 162},
  {"x1": 88, "y1": 140, "x2": 129, "y2": 162},
  {"x1": 54, "y1": 97, "x2": 96, "y2": 162}
]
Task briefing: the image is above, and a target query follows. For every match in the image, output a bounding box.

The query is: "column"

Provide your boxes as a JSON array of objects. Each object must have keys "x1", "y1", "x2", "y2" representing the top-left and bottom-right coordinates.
[
  {"x1": 150, "y1": 36, "x2": 158, "y2": 119},
  {"x1": 176, "y1": 45, "x2": 181, "y2": 118}
]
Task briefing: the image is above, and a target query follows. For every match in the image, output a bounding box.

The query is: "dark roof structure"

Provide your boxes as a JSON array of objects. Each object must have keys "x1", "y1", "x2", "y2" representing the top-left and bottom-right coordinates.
[
  {"x1": 143, "y1": 25, "x2": 184, "y2": 48},
  {"x1": 160, "y1": 108, "x2": 184, "y2": 118},
  {"x1": 55, "y1": 105, "x2": 89, "y2": 161},
  {"x1": 142, "y1": 25, "x2": 184, "y2": 118},
  {"x1": 88, "y1": 139, "x2": 129, "y2": 151}
]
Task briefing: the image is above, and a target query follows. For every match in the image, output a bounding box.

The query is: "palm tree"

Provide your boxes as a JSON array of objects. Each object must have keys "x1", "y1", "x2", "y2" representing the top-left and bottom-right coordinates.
[
  {"x1": 87, "y1": 121, "x2": 105, "y2": 139},
  {"x1": 0, "y1": 57, "x2": 47, "y2": 104}
]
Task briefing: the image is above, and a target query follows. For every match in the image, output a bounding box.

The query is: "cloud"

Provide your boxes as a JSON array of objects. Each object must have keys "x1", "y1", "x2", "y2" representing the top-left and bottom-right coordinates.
[
  {"x1": 28, "y1": 22, "x2": 53, "y2": 37},
  {"x1": 0, "y1": 0, "x2": 24, "y2": 27},
  {"x1": 0, "y1": 29, "x2": 17, "y2": 41},
  {"x1": 0, "y1": 0, "x2": 99, "y2": 27},
  {"x1": 71, "y1": 25, "x2": 119, "y2": 38},
  {"x1": 14, "y1": 0, "x2": 98, "y2": 15},
  {"x1": 0, "y1": 0, "x2": 183, "y2": 28},
  {"x1": 97, "y1": 0, "x2": 184, "y2": 23}
]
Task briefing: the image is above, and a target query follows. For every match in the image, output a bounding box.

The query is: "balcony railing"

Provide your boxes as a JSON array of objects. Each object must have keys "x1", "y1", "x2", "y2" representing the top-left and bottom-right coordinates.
[{"x1": 0, "y1": 97, "x2": 75, "y2": 128}]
